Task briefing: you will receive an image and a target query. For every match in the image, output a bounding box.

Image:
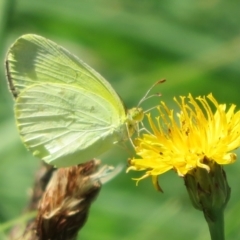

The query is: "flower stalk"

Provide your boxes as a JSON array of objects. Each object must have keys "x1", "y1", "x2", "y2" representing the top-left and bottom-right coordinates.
[{"x1": 184, "y1": 159, "x2": 230, "y2": 240}]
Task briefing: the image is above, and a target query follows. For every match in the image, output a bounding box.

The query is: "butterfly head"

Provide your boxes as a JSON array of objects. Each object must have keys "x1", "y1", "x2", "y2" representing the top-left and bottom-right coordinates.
[
  {"x1": 127, "y1": 107, "x2": 144, "y2": 123},
  {"x1": 125, "y1": 107, "x2": 144, "y2": 137}
]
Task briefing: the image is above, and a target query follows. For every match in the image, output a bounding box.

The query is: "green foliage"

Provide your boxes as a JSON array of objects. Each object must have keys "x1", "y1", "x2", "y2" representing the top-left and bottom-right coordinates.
[{"x1": 1, "y1": 0, "x2": 240, "y2": 239}]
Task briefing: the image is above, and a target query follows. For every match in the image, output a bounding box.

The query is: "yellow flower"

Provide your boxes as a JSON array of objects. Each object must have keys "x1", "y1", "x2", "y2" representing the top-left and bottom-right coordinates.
[{"x1": 127, "y1": 93, "x2": 240, "y2": 190}]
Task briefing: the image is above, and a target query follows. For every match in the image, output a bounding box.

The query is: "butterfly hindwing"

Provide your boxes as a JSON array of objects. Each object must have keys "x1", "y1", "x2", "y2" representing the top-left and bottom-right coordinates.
[{"x1": 15, "y1": 82, "x2": 125, "y2": 167}]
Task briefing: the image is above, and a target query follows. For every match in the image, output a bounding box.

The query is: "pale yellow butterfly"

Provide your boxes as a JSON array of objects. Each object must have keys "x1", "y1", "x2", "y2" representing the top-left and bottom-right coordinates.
[{"x1": 6, "y1": 34, "x2": 145, "y2": 167}]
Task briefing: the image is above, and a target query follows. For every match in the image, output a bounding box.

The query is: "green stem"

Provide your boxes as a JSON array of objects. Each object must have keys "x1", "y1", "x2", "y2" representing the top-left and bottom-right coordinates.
[{"x1": 204, "y1": 208, "x2": 225, "y2": 240}]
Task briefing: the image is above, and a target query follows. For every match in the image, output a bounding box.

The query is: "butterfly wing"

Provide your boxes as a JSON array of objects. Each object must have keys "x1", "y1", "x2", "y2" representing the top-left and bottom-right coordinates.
[
  {"x1": 15, "y1": 83, "x2": 125, "y2": 167},
  {"x1": 5, "y1": 34, "x2": 130, "y2": 166},
  {"x1": 6, "y1": 34, "x2": 125, "y2": 116}
]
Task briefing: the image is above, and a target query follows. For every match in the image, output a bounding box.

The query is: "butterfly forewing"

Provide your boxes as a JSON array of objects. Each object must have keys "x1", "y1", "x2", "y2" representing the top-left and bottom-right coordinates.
[{"x1": 6, "y1": 34, "x2": 125, "y2": 117}]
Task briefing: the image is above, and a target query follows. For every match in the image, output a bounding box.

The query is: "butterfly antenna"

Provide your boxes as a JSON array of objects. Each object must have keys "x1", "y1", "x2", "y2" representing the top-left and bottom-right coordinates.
[{"x1": 137, "y1": 79, "x2": 166, "y2": 107}]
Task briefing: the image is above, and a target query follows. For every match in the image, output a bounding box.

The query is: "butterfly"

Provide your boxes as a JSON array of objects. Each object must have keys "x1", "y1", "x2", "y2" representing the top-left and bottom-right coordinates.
[{"x1": 5, "y1": 34, "x2": 144, "y2": 167}]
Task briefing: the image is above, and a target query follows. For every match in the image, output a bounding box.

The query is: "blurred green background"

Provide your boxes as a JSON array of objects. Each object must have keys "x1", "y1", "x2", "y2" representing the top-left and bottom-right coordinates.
[{"x1": 1, "y1": 0, "x2": 240, "y2": 239}]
